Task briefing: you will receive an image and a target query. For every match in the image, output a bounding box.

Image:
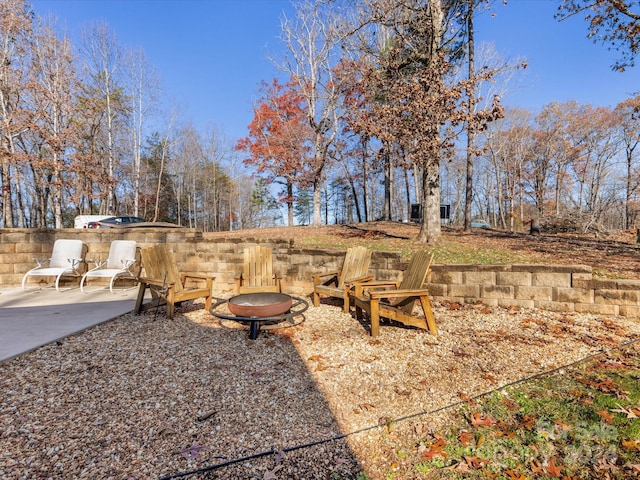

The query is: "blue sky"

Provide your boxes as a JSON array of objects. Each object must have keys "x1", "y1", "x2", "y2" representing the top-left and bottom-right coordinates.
[{"x1": 31, "y1": 0, "x2": 638, "y2": 142}]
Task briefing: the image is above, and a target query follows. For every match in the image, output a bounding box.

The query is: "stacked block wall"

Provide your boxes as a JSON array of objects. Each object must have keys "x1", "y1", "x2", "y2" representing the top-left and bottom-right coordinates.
[{"x1": 1, "y1": 228, "x2": 639, "y2": 317}]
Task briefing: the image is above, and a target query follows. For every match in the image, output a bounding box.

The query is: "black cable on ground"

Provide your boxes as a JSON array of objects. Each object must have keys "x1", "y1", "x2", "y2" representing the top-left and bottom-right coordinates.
[{"x1": 157, "y1": 337, "x2": 640, "y2": 480}]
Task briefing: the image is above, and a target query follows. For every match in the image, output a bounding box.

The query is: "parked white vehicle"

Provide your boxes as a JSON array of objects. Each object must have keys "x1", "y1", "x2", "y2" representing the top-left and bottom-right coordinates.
[{"x1": 74, "y1": 215, "x2": 111, "y2": 229}]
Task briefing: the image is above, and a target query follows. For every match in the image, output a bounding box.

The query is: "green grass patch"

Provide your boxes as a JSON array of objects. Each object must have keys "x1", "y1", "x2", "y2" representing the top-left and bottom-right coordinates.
[{"x1": 402, "y1": 343, "x2": 640, "y2": 479}]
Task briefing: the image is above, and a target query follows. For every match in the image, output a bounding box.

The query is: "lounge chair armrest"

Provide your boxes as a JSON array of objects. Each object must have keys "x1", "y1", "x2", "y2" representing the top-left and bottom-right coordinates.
[
  {"x1": 87, "y1": 258, "x2": 106, "y2": 268},
  {"x1": 369, "y1": 288, "x2": 430, "y2": 300},
  {"x1": 34, "y1": 258, "x2": 50, "y2": 267},
  {"x1": 68, "y1": 257, "x2": 83, "y2": 272}
]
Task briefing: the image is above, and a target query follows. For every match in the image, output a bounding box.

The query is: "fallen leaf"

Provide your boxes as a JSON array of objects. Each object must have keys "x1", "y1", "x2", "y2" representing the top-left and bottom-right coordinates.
[
  {"x1": 464, "y1": 455, "x2": 489, "y2": 469},
  {"x1": 597, "y1": 409, "x2": 615, "y2": 423},
  {"x1": 470, "y1": 412, "x2": 496, "y2": 427},
  {"x1": 545, "y1": 457, "x2": 563, "y2": 477},
  {"x1": 481, "y1": 468, "x2": 499, "y2": 478},
  {"x1": 458, "y1": 430, "x2": 473, "y2": 446},
  {"x1": 453, "y1": 349, "x2": 471, "y2": 357},
  {"x1": 481, "y1": 373, "x2": 498, "y2": 383},
  {"x1": 504, "y1": 468, "x2": 526, "y2": 480},
  {"x1": 621, "y1": 438, "x2": 640, "y2": 452},
  {"x1": 529, "y1": 458, "x2": 544, "y2": 473},
  {"x1": 519, "y1": 414, "x2": 536, "y2": 430},
  {"x1": 263, "y1": 464, "x2": 283, "y2": 479},
  {"x1": 196, "y1": 409, "x2": 217, "y2": 422},
  {"x1": 180, "y1": 442, "x2": 208, "y2": 459},
  {"x1": 274, "y1": 450, "x2": 285, "y2": 463},
  {"x1": 421, "y1": 445, "x2": 447, "y2": 461}
]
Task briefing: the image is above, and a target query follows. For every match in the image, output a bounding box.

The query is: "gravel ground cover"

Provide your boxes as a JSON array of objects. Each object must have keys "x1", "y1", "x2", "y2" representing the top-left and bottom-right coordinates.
[{"x1": 1, "y1": 296, "x2": 639, "y2": 479}]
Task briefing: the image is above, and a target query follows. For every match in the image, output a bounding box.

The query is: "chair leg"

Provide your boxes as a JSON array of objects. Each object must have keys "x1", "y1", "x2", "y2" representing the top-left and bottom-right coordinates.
[
  {"x1": 355, "y1": 303, "x2": 363, "y2": 320},
  {"x1": 313, "y1": 290, "x2": 320, "y2": 307},
  {"x1": 420, "y1": 295, "x2": 438, "y2": 334},
  {"x1": 342, "y1": 291, "x2": 350, "y2": 313},
  {"x1": 370, "y1": 298, "x2": 380, "y2": 337},
  {"x1": 167, "y1": 288, "x2": 176, "y2": 319},
  {"x1": 134, "y1": 283, "x2": 147, "y2": 314}
]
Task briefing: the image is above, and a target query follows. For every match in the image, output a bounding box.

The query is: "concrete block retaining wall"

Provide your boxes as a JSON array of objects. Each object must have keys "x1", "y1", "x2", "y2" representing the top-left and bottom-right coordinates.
[
  {"x1": 1, "y1": 228, "x2": 639, "y2": 317},
  {"x1": 428, "y1": 263, "x2": 640, "y2": 316}
]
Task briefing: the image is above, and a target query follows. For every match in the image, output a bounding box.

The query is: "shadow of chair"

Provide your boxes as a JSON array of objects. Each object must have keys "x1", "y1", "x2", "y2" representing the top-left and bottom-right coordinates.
[
  {"x1": 313, "y1": 246, "x2": 373, "y2": 313},
  {"x1": 80, "y1": 240, "x2": 138, "y2": 293},
  {"x1": 351, "y1": 250, "x2": 437, "y2": 337},
  {"x1": 22, "y1": 239, "x2": 86, "y2": 292},
  {"x1": 134, "y1": 244, "x2": 213, "y2": 319},
  {"x1": 235, "y1": 245, "x2": 281, "y2": 293}
]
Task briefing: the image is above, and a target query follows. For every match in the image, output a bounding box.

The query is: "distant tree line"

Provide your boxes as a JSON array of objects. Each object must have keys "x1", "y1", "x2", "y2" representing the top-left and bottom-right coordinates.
[
  {"x1": 237, "y1": 0, "x2": 639, "y2": 239},
  {"x1": 1, "y1": 0, "x2": 638, "y2": 240}
]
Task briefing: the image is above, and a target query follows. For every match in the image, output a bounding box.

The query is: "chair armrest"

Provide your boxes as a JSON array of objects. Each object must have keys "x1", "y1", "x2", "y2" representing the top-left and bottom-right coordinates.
[
  {"x1": 68, "y1": 257, "x2": 83, "y2": 271},
  {"x1": 87, "y1": 258, "x2": 106, "y2": 268},
  {"x1": 181, "y1": 273, "x2": 215, "y2": 289},
  {"x1": 313, "y1": 270, "x2": 340, "y2": 282},
  {"x1": 122, "y1": 259, "x2": 135, "y2": 268},
  {"x1": 138, "y1": 276, "x2": 176, "y2": 289},
  {"x1": 369, "y1": 288, "x2": 430, "y2": 300},
  {"x1": 344, "y1": 274, "x2": 374, "y2": 285},
  {"x1": 313, "y1": 270, "x2": 340, "y2": 285},
  {"x1": 353, "y1": 280, "x2": 401, "y2": 296},
  {"x1": 34, "y1": 258, "x2": 50, "y2": 267},
  {"x1": 181, "y1": 272, "x2": 215, "y2": 281}
]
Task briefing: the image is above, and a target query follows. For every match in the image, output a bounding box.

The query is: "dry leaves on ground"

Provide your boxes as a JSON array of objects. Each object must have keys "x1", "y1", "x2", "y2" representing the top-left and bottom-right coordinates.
[{"x1": 1, "y1": 296, "x2": 639, "y2": 479}]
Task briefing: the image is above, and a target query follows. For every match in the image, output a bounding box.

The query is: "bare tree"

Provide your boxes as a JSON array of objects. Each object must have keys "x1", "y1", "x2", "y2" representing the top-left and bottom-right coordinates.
[
  {"x1": 277, "y1": 0, "x2": 341, "y2": 226},
  {"x1": 614, "y1": 94, "x2": 640, "y2": 229},
  {"x1": 0, "y1": 0, "x2": 33, "y2": 227},
  {"x1": 29, "y1": 19, "x2": 79, "y2": 228},
  {"x1": 124, "y1": 47, "x2": 160, "y2": 217},
  {"x1": 80, "y1": 22, "x2": 125, "y2": 215}
]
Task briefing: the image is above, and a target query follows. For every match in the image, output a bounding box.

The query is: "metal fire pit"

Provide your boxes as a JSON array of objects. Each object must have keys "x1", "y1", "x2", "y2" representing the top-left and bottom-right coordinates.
[{"x1": 210, "y1": 293, "x2": 309, "y2": 340}]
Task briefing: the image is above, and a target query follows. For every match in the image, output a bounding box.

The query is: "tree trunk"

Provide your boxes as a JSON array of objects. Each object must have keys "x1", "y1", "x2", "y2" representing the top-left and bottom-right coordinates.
[
  {"x1": 417, "y1": 156, "x2": 441, "y2": 243},
  {"x1": 463, "y1": 0, "x2": 475, "y2": 232}
]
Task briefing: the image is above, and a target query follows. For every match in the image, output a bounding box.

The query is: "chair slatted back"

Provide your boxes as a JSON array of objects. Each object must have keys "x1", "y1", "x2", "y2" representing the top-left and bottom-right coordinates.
[
  {"x1": 106, "y1": 240, "x2": 137, "y2": 269},
  {"x1": 141, "y1": 245, "x2": 184, "y2": 293},
  {"x1": 243, "y1": 246, "x2": 276, "y2": 289},
  {"x1": 338, "y1": 246, "x2": 372, "y2": 288},
  {"x1": 394, "y1": 251, "x2": 434, "y2": 314}
]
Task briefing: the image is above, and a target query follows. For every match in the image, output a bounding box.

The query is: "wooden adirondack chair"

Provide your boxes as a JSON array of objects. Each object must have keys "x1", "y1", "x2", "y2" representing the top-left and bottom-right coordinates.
[
  {"x1": 313, "y1": 246, "x2": 373, "y2": 313},
  {"x1": 351, "y1": 250, "x2": 437, "y2": 336},
  {"x1": 134, "y1": 245, "x2": 214, "y2": 319},
  {"x1": 235, "y1": 245, "x2": 281, "y2": 293}
]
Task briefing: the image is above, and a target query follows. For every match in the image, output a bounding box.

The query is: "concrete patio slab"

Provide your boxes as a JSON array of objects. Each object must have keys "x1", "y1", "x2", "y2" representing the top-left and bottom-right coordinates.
[{"x1": 0, "y1": 286, "x2": 140, "y2": 363}]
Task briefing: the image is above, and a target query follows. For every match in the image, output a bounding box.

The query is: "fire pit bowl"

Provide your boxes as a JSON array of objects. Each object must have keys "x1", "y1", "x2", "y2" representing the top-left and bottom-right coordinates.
[
  {"x1": 227, "y1": 292, "x2": 292, "y2": 318},
  {"x1": 211, "y1": 294, "x2": 308, "y2": 340}
]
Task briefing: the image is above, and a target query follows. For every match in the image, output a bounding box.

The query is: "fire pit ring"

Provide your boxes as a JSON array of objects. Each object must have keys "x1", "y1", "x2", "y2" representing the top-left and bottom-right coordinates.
[
  {"x1": 210, "y1": 293, "x2": 309, "y2": 340},
  {"x1": 228, "y1": 292, "x2": 292, "y2": 318}
]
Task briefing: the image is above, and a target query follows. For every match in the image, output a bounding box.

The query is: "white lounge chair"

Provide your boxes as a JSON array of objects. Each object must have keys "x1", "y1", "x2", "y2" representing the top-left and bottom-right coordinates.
[
  {"x1": 22, "y1": 239, "x2": 85, "y2": 292},
  {"x1": 80, "y1": 240, "x2": 137, "y2": 293}
]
